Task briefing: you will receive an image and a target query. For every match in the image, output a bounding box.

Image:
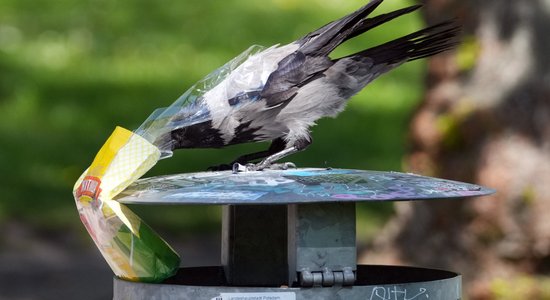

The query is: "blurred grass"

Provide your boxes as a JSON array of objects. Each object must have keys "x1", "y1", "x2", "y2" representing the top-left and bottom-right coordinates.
[
  {"x1": 490, "y1": 275, "x2": 550, "y2": 299},
  {"x1": 0, "y1": 0, "x2": 424, "y2": 240}
]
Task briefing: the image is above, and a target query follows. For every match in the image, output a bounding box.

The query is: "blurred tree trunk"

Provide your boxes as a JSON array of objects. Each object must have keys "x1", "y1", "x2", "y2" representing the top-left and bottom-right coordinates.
[{"x1": 364, "y1": 0, "x2": 550, "y2": 298}]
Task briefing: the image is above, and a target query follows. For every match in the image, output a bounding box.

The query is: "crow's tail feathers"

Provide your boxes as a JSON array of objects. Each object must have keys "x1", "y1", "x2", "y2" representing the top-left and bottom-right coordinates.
[
  {"x1": 298, "y1": 0, "x2": 426, "y2": 57},
  {"x1": 298, "y1": 0, "x2": 384, "y2": 56},
  {"x1": 345, "y1": 21, "x2": 461, "y2": 64},
  {"x1": 341, "y1": 4, "x2": 423, "y2": 43},
  {"x1": 298, "y1": 0, "x2": 460, "y2": 63}
]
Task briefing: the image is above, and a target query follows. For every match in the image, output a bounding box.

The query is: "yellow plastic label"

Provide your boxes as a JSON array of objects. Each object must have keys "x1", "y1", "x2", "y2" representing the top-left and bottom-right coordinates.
[
  {"x1": 75, "y1": 127, "x2": 133, "y2": 202},
  {"x1": 88, "y1": 127, "x2": 133, "y2": 178},
  {"x1": 74, "y1": 126, "x2": 179, "y2": 282},
  {"x1": 75, "y1": 126, "x2": 161, "y2": 234}
]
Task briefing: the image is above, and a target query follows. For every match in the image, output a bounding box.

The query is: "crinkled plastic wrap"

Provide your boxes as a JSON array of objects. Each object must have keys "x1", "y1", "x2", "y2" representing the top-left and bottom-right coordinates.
[
  {"x1": 135, "y1": 44, "x2": 280, "y2": 157},
  {"x1": 74, "y1": 127, "x2": 179, "y2": 282},
  {"x1": 74, "y1": 45, "x2": 275, "y2": 282}
]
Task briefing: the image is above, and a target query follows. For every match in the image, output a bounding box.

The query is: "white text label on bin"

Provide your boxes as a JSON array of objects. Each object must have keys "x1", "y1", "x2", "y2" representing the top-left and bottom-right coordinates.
[{"x1": 211, "y1": 292, "x2": 296, "y2": 300}]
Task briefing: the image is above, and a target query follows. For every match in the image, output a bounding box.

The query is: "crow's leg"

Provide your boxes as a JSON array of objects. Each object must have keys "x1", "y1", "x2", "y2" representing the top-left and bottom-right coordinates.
[
  {"x1": 251, "y1": 147, "x2": 300, "y2": 170},
  {"x1": 207, "y1": 138, "x2": 286, "y2": 171},
  {"x1": 245, "y1": 136, "x2": 312, "y2": 171},
  {"x1": 232, "y1": 138, "x2": 286, "y2": 164}
]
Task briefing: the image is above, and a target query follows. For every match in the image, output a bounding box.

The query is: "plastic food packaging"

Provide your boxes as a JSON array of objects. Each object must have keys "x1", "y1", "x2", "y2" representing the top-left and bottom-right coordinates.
[
  {"x1": 74, "y1": 45, "x2": 277, "y2": 282},
  {"x1": 73, "y1": 127, "x2": 179, "y2": 282}
]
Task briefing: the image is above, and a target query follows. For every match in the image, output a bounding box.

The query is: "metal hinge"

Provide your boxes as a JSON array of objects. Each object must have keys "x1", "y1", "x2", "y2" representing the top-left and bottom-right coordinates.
[{"x1": 298, "y1": 267, "x2": 355, "y2": 287}]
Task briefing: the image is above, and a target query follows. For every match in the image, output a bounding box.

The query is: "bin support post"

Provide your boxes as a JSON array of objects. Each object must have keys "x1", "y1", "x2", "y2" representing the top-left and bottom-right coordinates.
[
  {"x1": 288, "y1": 202, "x2": 357, "y2": 287},
  {"x1": 221, "y1": 205, "x2": 288, "y2": 286}
]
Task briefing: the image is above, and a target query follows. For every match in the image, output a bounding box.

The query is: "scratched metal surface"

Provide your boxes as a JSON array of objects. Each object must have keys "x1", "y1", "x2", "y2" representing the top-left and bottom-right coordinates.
[
  {"x1": 114, "y1": 265, "x2": 462, "y2": 300},
  {"x1": 116, "y1": 168, "x2": 494, "y2": 205}
]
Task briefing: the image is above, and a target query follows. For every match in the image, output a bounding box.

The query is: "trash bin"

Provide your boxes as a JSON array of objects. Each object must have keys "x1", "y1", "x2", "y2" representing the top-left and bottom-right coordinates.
[{"x1": 114, "y1": 168, "x2": 493, "y2": 299}]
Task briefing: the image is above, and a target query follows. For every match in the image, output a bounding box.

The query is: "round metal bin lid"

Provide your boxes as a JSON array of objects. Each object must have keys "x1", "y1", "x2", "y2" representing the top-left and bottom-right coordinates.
[{"x1": 116, "y1": 168, "x2": 494, "y2": 205}]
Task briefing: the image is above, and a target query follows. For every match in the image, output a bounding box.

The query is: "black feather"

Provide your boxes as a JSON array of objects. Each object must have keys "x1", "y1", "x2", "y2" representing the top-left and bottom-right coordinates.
[
  {"x1": 345, "y1": 21, "x2": 460, "y2": 64},
  {"x1": 229, "y1": 121, "x2": 262, "y2": 145},
  {"x1": 171, "y1": 121, "x2": 225, "y2": 148},
  {"x1": 342, "y1": 5, "x2": 423, "y2": 42},
  {"x1": 297, "y1": 0, "x2": 384, "y2": 56}
]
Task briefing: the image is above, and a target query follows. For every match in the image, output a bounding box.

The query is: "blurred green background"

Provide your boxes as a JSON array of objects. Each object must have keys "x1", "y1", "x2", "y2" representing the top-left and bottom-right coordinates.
[
  {"x1": 0, "y1": 0, "x2": 428, "y2": 298},
  {"x1": 0, "y1": 0, "x2": 424, "y2": 238}
]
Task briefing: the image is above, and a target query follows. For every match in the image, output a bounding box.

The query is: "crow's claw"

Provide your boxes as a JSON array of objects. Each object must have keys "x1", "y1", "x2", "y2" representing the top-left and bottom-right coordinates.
[
  {"x1": 268, "y1": 162, "x2": 297, "y2": 170},
  {"x1": 232, "y1": 161, "x2": 297, "y2": 173}
]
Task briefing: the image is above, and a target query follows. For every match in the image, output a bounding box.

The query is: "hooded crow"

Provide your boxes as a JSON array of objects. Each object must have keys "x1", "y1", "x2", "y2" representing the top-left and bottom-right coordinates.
[{"x1": 155, "y1": 0, "x2": 459, "y2": 171}]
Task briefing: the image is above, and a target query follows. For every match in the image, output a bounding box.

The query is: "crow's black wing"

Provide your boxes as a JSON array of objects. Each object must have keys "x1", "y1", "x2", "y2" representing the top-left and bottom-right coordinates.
[
  {"x1": 260, "y1": 0, "x2": 426, "y2": 109},
  {"x1": 261, "y1": 52, "x2": 332, "y2": 108}
]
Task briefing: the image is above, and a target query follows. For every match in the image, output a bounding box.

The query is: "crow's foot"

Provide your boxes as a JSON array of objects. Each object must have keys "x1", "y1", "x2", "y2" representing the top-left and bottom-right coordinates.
[{"x1": 232, "y1": 162, "x2": 297, "y2": 173}]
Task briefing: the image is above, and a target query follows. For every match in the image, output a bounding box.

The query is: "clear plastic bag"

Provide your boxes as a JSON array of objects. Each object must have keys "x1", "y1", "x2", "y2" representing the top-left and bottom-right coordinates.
[
  {"x1": 74, "y1": 45, "x2": 304, "y2": 282},
  {"x1": 74, "y1": 44, "x2": 297, "y2": 282},
  {"x1": 73, "y1": 127, "x2": 179, "y2": 282},
  {"x1": 135, "y1": 44, "x2": 268, "y2": 157}
]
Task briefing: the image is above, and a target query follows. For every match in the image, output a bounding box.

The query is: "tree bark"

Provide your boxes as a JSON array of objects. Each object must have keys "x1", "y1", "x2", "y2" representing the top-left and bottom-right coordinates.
[{"x1": 363, "y1": 0, "x2": 550, "y2": 298}]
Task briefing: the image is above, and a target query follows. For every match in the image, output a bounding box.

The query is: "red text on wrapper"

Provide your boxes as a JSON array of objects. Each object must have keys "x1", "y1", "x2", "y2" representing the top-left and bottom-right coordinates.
[{"x1": 76, "y1": 176, "x2": 102, "y2": 202}]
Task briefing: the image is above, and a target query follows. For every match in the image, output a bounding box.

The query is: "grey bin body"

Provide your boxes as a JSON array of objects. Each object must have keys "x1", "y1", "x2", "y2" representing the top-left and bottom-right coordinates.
[
  {"x1": 114, "y1": 265, "x2": 461, "y2": 300},
  {"x1": 114, "y1": 168, "x2": 493, "y2": 299}
]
